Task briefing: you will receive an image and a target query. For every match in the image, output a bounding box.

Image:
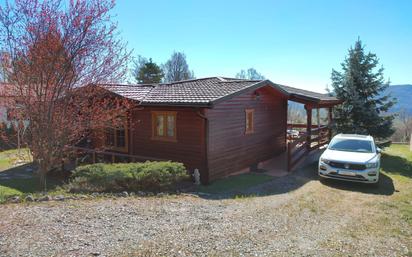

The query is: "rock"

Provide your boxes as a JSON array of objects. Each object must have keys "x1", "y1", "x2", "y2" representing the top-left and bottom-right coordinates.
[
  {"x1": 129, "y1": 192, "x2": 135, "y2": 197},
  {"x1": 90, "y1": 252, "x2": 100, "y2": 256},
  {"x1": 120, "y1": 191, "x2": 129, "y2": 197},
  {"x1": 137, "y1": 191, "x2": 146, "y2": 196},
  {"x1": 24, "y1": 195, "x2": 34, "y2": 202},
  {"x1": 38, "y1": 195, "x2": 52, "y2": 202},
  {"x1": 8, "y1": 196, "x2": 20, "y2": 203},
  {"x1": 54, "y1": 195, "x2": 65, "y2": 201}
]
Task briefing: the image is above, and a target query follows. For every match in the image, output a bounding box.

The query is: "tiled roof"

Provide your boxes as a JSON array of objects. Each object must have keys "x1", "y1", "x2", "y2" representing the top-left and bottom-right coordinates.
[
  {"x1": 101, "y1": 84, "x2": 154, "y2": 101},
  {"x1": 99, "y1": 77, "x2": 341, "y2": 107},
  {"x1": 142, "y1": 77, "x2": 263, "y2": 105}
]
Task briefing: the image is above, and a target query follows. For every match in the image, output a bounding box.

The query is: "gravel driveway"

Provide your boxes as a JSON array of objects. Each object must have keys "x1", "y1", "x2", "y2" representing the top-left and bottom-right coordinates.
[{"x1": 0, "y1": 166, "x2": 411, "y2": 257}]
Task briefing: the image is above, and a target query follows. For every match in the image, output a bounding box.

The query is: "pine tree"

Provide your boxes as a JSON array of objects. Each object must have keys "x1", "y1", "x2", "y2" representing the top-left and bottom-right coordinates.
[
  {"x1": 136, "y1": 58, "x2": 163, "y2": 84},
  {"x1": 331, "y1": 39, "x2": 396, "y2": 139}
]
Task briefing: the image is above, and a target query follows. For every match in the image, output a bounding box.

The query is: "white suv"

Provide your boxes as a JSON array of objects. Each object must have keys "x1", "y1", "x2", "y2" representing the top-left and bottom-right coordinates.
[{"x1": 318, "y1": 134, "x2": 381, "y2": 184}]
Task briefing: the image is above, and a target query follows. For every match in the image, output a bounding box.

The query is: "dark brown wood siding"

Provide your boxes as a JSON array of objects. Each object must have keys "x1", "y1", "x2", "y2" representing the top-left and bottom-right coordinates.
[
  {"x1": 206, "y1": 85, "x2": 288, "y2": 181},
  {"x1": 130, "y1": 106, "x2": 207, "y2": 181}
]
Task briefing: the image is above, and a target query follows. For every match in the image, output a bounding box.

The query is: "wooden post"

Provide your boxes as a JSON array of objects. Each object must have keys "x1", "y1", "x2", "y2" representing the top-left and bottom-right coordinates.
[
  {"x1": 305, "y1": 105, "x2": 312, "y2": 152},
  {"x1": 317, "y1": 108, "x2": 321, "y2": 147},
  {"x1": 287, "y1": 141, "x2": 292, "y2": 172},
  {"x1": 328, "y1": 107, "x2": 333, "y2": 141},
  {"x1": 112, "y1": 154, "x2": 115, "y2": 163}
]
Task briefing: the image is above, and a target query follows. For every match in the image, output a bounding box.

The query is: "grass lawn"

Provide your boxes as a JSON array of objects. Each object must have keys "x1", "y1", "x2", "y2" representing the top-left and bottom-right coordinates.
[
  {"x1": 197, "y1": 172, "x2": 273, "y2": 194},
  {"x1": 0, "y1": 148, "x2": 32, "y2": 170},
  {"x1": 1, "y1": 144, "x2": 411, "y2": 206},
  {"x1": 0, "y1": 175, "x2": 62, "y2": 203},
  {"x1": 0, "y1": 148, "x2": 62, "y2": 202},
  {"x1": 380, "y1": 144, "x2": 412, "y2": 225}
]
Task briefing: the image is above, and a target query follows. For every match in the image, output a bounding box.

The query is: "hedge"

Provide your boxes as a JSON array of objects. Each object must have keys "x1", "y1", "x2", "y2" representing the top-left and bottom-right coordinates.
[{"x1": 68, "y1": 161, "x2": 189, "y2": 193}]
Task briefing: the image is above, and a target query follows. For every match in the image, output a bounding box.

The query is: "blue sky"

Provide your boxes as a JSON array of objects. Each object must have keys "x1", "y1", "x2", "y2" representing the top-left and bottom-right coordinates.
[{"x1": 113, "y1": 0, "x2": 412, "y2": 92}]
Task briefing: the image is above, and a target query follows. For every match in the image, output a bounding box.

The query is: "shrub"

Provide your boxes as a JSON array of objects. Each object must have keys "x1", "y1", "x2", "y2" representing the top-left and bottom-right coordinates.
[{"x1": 68, "y1": 161, "x2": 189, "y2": 193}]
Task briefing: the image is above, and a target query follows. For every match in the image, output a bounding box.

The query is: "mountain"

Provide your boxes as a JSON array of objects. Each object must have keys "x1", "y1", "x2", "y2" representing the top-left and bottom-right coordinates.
[{"x1": 383, "y1": 84, "x2": 412, "y2": 115}]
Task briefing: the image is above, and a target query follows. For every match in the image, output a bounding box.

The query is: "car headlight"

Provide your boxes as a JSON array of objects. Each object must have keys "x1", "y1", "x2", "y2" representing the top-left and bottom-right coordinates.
[
  {"x1": 366, "y1": 162, "x2": 378, "y2": 169},
  {"x1": 320, "y1": 158, "x2": 330, "y2": 164}
]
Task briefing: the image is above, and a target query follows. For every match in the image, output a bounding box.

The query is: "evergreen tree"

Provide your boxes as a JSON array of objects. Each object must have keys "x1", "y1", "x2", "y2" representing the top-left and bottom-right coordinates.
[
  {"x1": 135, "y1": 58, "x2": 163, "y2": 84},
  {"x1": 331, "y1": 39, "x2": 396, "y2": 139}
]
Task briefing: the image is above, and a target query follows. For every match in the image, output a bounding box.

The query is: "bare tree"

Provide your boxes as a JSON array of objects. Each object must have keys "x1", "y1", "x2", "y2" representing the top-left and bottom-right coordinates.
[
  {"x1": 0, "y1": 51, "x2": 11, "y2": 82},
  {"x1": 0, "y1": 0, "x2": 132, "y2": 189},
  {"x1": 162, "y1": 51, "x2": 194, "y2": 83},
  {"x1": 398, "y1": 109, "x2": 412, "y2": 142},
  {"x1": 235, "y1": 68, "x2": 265, "y2": 80},
  {"x1": 287, "y1": 104, "x2": 305, "y2": 124}
]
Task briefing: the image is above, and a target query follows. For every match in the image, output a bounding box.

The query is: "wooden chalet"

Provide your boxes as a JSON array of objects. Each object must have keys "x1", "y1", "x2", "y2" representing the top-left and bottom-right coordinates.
[{"x1": 84, "y1": 77, "x2": 342, "y2": 184}]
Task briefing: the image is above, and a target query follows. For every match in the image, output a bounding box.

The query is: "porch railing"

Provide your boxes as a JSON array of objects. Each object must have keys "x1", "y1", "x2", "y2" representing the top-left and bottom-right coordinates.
[
  {"x1": 287, "y1": 133, "x2": 308, "y2": 172},
  {"x1": 287, "y1": 124, "x2": 330, "y2": 172}
]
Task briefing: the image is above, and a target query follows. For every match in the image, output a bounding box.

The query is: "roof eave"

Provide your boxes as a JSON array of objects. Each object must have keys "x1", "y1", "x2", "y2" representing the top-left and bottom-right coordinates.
[
  {"x1": 289, "y1": 94, "x2": 343, "y2": 107},
  {"x1": 140, "y1": 102, "x2": 212, "y2": 108},
  {"x1": 210, "y1": 79, "x2": 290, "y2": 106}
]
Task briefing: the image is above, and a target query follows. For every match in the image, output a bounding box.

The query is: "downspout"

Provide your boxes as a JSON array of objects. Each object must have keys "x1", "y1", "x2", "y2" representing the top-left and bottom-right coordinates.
[{"x1": 196, "y1": 109, "x2": 209, "y2": 185}]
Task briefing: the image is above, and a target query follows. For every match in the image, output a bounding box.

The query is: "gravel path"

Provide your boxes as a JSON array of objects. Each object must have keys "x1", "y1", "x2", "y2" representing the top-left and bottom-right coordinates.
[{"x1": 0, "y1": 169, "x2": 411, "y2": 257}]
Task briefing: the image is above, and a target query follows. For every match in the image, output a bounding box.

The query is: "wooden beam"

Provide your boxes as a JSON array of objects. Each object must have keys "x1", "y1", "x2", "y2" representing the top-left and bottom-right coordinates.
[
  {"x1": 287, "y1": 141, "x2": 292, "y2": 172},
  {"x1": 328, "y1": 107, "x2": 333, "y2": 141},
  {"x1": 305, "y1": 105, "x2": 312, "y2": 152},
  {"x1": 316, "y1": 108, "x2": 320, "y2": 147}
]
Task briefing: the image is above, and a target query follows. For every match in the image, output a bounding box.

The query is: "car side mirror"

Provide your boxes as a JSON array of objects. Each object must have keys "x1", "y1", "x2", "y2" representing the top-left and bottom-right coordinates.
[{"x1": 376, "y1": 147, "x2": 382, "y2": 154}]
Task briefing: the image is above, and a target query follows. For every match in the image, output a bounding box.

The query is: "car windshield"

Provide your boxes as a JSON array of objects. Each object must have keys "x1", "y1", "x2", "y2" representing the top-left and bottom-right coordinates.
[{"x1": 328, "y1": 138, "x2": 373, "y2": 153}]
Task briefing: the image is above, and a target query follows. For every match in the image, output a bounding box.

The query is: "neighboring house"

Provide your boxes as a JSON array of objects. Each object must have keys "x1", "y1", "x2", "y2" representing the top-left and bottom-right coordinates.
[
  {"x1": 90, "y1": 77, "x2": 341, "y2": 184},
  {"x1": 0, "y1": 82, "x2": 14, "y2": 125}
]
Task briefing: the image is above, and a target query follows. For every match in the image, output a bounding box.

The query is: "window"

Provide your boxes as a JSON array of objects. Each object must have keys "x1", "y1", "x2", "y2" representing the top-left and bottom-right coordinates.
[
  {"x1": 245, "y1": 109, "x2": 254, "y2": 134},
  {"x1": 105, "y1": 118, "x2": 128, "y2": 151},
  {"x1": 328, "y1": 138, "x2": 373, "y2": 153},
  {"x1": 152, "y1": 111, "x2": 177, "y2": 141}
]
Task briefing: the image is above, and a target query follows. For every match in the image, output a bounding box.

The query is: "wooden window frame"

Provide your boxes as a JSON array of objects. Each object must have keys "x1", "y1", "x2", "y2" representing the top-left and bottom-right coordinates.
[
  {"x1": 105, "y1": 118, "x2": 129, "y2": 153},
  {"x1": 245, "y1": 109, "x2": 254, "y2": 134},
  {"x1": 151, "y1": 111, "x2": 177, "y2": 142}
]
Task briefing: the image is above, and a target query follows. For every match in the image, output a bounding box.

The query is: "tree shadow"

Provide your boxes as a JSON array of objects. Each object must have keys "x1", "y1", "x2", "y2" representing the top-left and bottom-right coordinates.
[
  {"x1": 193, "y1": 163, "x2": 319, "y2": 200},
  {"x1": 194, "y1": 157, "x2": 399, "y2": 199},
  {"x1": 319, "y1": 172, "x2": 395, "y2": 196},
  {"x1": 0, "y1": 163, "x2": 61, "y2": 193},
  {"x1": 380, "y1": 153, "x2": 412, "y2": 178}
]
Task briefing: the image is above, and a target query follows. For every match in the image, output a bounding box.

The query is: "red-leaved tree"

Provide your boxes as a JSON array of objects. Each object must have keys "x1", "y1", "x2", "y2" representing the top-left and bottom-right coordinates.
[{"x1": 0, "y1": 0, "x2": 133, "y2": 189}]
